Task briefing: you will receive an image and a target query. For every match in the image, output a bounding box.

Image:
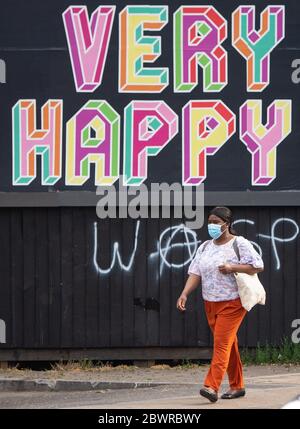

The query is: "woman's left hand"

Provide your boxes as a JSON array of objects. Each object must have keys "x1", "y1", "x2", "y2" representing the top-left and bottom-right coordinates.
[{"x1": 218, "y1": 263, "x2": 233, "y2": 274}]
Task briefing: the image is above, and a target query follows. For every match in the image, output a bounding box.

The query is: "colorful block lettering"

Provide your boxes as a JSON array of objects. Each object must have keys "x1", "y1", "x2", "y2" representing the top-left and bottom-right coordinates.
[
  {"x1": 66, "y1": 100, "x2": 120, "y2": 185},
  {"x1": 183, "y1": 100, "x2": 236, "y2": 185},
  {"x1": 232, "y1": 6, "x2": 285, "y2": 91},
  {"x1": 174, "y1": 6, "x2": 227, "y2": 92},
  {"x1": 63, "y1": 6, "x2": 115, "y2": 92},
  {"x1": 119, "y1": 6, "x2": 169, "y2": 92},
  {"x1": 12, "y1": 100, "x2": 62, "y2": 185},
  {"x1": 240, "y1": 100, "x2": 292, "y2": 185},
  {"x1": 124, "y1": 101, "x2": 178, "y2": 185}
]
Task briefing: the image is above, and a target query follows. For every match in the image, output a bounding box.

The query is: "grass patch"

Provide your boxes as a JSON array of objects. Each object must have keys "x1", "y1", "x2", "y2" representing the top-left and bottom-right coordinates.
[
  {"x1": 241, "y1": 338, "x2": 300, "y2": 365},
  {"x1": 49, "y1": 360, "x2": 134, "y2": 372},
  {"x1": 175, "y1": 359, "x2": 210, "y2": 369}
]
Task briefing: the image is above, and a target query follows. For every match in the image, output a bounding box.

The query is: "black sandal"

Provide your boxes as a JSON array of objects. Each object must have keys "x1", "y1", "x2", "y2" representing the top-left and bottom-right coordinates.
[
  {"x1": 221, "y1": 389, "x2": 246, "y2": 399},
  {"x1": 199, "y1": 387, "x2": 218, "y2": 403}
]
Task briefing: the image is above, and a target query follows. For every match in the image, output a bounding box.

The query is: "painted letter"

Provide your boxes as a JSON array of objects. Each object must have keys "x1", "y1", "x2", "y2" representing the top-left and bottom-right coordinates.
[
  {"x1": 12, "y1": 100, "x2": 62, "y2": 185},
  {"x1": 63, "y1": 6, "x2": 115, "y2": 92},
  {"x1": 232, "y1": 6, "x2": 285, "y2": 92},
  {"x1": 66, "y1": 100, "x2": 120, "y2": 186},
  {"x1": 240, "y1": 100, "x2": 292, "y2": 185},
  {"x1": 119, "y1": 6, "x2": 168, "y2": 92},
  {"x1": 174, "y1": 6, "x2": 227, "y2": 92},
  {"x1": 124, "y1": 101, "x2": 178, "y2": 185},
  {"x1": 183, "y1": 101, "x2": 236, "y2": 185}
]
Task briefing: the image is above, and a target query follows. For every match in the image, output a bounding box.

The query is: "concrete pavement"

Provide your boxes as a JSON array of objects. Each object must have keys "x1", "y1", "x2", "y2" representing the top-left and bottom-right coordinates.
[
  {"x1": 69, "y1": 371, "x2": 300, "y2": 409},
  {"x1": 0, "y1": 367, "x2": 299, "y2": 409}
]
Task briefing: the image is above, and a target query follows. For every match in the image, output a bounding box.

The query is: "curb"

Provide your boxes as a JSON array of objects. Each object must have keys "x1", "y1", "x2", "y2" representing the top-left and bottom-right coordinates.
[{"x1": 0, "y1": 378, "x2": 197, "y2": 392}]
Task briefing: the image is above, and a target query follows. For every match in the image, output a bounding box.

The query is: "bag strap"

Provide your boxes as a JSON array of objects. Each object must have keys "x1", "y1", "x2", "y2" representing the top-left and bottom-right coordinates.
[
  {"x1": 201, "y1": 240, "x2": 210, "y2": 253},
  {"x1": 232, "y1": 237, "x2": 240, "y2": 260},
  {"x1": 201, "y1": 237, "x2": 241, "y2": 259}
]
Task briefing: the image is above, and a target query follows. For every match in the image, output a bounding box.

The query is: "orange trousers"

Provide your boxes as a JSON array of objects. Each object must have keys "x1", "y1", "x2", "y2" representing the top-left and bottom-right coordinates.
[{"x1": 203, "y1": 297, "x2": 247, "y2": 392}]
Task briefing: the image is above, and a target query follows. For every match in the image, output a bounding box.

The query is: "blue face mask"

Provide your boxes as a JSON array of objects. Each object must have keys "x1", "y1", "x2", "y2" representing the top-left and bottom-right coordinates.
[{"x1": 208, "y1": 222, "x2": 227, "y2": 239}]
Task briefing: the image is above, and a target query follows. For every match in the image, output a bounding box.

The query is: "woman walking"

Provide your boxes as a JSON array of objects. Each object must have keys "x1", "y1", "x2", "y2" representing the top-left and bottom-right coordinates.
[{"x1": 176, "y1": 206, "x2": 264, "y2": 403}]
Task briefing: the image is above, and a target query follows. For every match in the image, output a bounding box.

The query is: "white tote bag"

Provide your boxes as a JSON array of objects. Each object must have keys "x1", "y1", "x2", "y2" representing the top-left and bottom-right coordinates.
[
  {"x1": 232, "y1": 238, "x2": 266, "y2": 312},
  {"x1": 233, "y1": 272, "x2": 266, "y2": 312}
]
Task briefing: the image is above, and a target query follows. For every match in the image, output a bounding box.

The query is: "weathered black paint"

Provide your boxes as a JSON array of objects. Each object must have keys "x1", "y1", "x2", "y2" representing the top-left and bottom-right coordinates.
[
  {"x1": 0, "y1": 1, "x2": 300, "y2": 360},
  {"x1": 0, "y1": 206, "x2": 299, "y2": 356}
]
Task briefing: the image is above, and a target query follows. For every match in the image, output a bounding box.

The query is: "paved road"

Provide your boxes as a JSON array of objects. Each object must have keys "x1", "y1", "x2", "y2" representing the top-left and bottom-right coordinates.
[{"x1": 0, "y1": 372, "x2": 299, "y2": 409}]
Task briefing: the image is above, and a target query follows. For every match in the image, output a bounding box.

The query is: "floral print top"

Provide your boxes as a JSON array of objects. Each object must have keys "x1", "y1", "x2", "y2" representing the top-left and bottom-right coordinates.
[{"x1": 188, "y1": 235, "x2": 264, "y2": 302}]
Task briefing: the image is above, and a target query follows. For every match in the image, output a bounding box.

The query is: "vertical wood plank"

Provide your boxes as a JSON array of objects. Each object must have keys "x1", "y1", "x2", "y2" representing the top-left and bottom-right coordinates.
[
  {"x1": 257, "y1": 206, "x2": 271, "y2": 346},
  {"x1": 60, "y1": 208, "x2": 73, "y2": 347},
  {"x1": 0, "y1": 209, "x2": 11, "y2": 346},
  {"x1": 72, "y1": 208, "x2": 86, "y2": 347},
  {"x1": 35, "y1": 208, "x2": 49, "y2": 347},
  {"x1": 122, "y1": 217, "x2": 136, "y2": 346},
  {"x1": 96, "y1": 217, "x2": 111, "y2": 347},
  {"x1": 10, "y1": 209, "x2": 24, "y2": 347},
  {"x1": 85, "y1": 209, "x2": 99, "y2": 346},
  {"x1": 159, "y1": 217, "x2": 172, "y2": 346},
  {"x1": 146, "y1": 217, "x2": 160, "y2": 346},
  {"x1": 109, "y1": 219, "x2": 123, "y2": 347},
  {"x1": 23, "y1": 209, "x2": 36, "y2": 347},
  {"x1": 48, "y1": 208, "x2": 61, "y2": 347},
  {"x1": 134, "y1": 219, "x2": 147, "y2": 346}
]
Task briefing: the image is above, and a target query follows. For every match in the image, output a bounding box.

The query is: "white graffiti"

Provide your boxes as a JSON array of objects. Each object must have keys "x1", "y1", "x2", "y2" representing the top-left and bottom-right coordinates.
[
  {"x1": 93, "y1": 220, "x2": 201, "y2": 275},
  {"x1": 93, "y1": 221, "x2": 140, "y2": 274},
  {"x1": 0, "y1": 319, "x2": 6, "y2": 344},
  {"x1": 232, "y1": 219, "x2": 263, "y2": 255},
  {"x1": 149, "y1": 224, "x2": 201, "y2": 275},
  {"x1": 258, "y1": 217, "x2": 299, "y2": 270},
  {"x1": 93, "y1": 217, "x2": 300, "y2": 275}
]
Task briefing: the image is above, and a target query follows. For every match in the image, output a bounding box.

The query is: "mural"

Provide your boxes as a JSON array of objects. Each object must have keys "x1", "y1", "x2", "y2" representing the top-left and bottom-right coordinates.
[
  {"x1": 11, "y1": 98, "x2": 292, "y2": 187},
  {"x1": 1, "y1": 1, "x2": 298, "y2": 191}
]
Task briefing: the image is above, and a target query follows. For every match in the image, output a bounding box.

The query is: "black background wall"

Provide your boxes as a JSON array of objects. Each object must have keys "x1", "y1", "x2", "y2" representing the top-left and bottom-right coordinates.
[
  {"x1": 0, "y1": 0, "x2": 300, "y2": 359},
  {"x1": 0, "y1": 0, "x2": 299, "y2": 192},
  {"x1": 0, "y1": 207, "x2": 299, "y2": 357}
]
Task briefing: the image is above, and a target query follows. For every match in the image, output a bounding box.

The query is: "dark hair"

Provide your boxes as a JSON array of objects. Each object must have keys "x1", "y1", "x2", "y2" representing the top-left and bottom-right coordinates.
[{"x1": 208, "y1": 206, "x2": 237, "y2": 235}]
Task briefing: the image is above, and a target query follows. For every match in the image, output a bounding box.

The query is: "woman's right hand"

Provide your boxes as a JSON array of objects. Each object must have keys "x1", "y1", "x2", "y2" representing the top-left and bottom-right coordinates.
[{"x1": 176, "y1": 293, "x2": 187, "y2": 312}]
